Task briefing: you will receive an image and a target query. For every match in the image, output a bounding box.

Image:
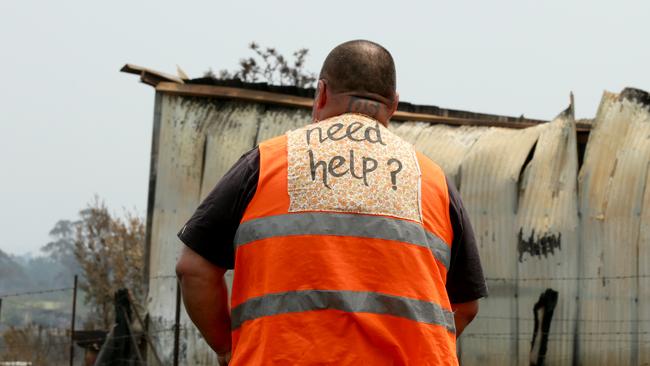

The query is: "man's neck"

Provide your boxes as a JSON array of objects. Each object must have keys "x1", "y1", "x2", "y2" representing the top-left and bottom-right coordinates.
[{"x1": 315, "y1": 95, "x2": 393, "y2": 127}]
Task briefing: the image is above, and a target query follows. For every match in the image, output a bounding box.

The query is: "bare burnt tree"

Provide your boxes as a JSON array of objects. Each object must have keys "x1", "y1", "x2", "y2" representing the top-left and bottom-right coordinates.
[
  {"x1": 205, "y1": 42, "x2": 316, "y2": 88},
  {"x1": 73, "y1": 197, "x2": 145, "y2": 329},
  {"x1": 0, "y1": 325, "x2": 68, "y2": 365}
]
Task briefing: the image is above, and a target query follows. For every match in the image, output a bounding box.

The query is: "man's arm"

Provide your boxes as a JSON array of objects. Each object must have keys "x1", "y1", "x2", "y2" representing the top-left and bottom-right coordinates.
[
  {"x1": 176, "y1": 245, "x2": 231, "y2": 355},
  {"x1": 451, "y1": 300, "x2": 479, "y2": 336},
  {"x1": 175, "y1": 148, "x2": 259, "y2": 362},
  {"x1": 445, "y1": 177, "x2": 487, "y2": 337}
]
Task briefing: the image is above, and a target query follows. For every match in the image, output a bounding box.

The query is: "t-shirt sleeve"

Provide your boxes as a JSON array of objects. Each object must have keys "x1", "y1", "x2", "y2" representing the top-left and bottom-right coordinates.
[
  {"x1": 177, "y1": 148, "x2": 260, "y2": 270},
  {"x1": 445, "y1": 177, "x2": 489, "y2": 303}
]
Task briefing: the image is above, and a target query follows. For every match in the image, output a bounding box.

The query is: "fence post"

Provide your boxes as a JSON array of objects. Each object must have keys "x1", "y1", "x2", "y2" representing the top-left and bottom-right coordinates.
[
  {"x1": 174, "y1": 279, "x2": 181, "y2": 366},
  {"x1": 69, "y1": 275, "x2": 78, "y2": 366},
  {"x1": 128, "y1": 292, "x2": 163, "y2": 366},
  {"x1": 173, "y1": 279, "x2": 182, "y2": 366}
]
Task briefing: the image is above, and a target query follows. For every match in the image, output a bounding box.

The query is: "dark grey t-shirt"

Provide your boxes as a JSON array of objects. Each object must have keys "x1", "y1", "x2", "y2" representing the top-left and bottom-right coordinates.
[{"x1": 178, "y1": 148, "x2": 488, "y2": 304}]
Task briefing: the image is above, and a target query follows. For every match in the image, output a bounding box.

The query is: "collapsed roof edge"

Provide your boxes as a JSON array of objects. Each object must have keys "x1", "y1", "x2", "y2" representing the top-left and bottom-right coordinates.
[
  {"x1": 121, "y1": 63, "x2": 592, "y2": 132},
  {"x1": 121, "y1": 63, "x2": 185, "y2": 86}
]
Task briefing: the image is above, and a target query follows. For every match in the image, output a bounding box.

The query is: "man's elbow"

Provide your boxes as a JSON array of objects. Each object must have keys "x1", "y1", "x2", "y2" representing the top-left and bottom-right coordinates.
[
  {"x1": 461, "y1": 301, "x2": 479, "y2": 319},
  {"x1": 453, "y1": 300, "x2": 479, "y2": 324},
  {"x1": 465, "y1": 303, "x2": 479, "y2": 323},
  {"x1": 176, "y1": 245, "x2": 203, "y2": 281},
  {"x1": 175, "y1": 247, "x2": 193, "y2": 280},
  {"x1": 176, "y1": 245, "x2": 226, "y2": 281},
  {"x1": 451, "y1": 300, "x2": 478, "y2": 331}
]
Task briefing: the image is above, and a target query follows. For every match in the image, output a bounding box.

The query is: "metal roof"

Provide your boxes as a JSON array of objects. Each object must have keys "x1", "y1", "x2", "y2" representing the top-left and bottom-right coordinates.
[{"x1": 121, "y1": 63, "x2": 591, "y2": 135}]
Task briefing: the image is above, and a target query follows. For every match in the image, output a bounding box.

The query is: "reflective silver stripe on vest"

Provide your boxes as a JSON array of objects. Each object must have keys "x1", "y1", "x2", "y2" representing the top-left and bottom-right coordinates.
[
  {"x1": 234, "y1": 212, "x2": 451, "y2": 269},
  {"x1": 231, "y1": 290, "x2": 456, "y2": 333}
]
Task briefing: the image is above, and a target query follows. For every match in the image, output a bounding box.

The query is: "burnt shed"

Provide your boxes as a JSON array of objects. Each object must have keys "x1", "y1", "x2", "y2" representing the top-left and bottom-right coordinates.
[{"x1": 123, "y1": 64, "x2": 649, "y2": 366}]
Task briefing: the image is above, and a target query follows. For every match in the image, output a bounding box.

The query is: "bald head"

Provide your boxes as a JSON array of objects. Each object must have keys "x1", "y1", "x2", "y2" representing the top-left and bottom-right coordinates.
[{"x1": 319, "y1": 40, "x2": 396, "y2": 103}]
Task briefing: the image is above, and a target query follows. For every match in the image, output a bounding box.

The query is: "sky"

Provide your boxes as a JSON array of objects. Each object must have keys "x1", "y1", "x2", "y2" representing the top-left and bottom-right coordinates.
[{"x1": 1, "y1": 0, "x2": 649, "y2": 256}]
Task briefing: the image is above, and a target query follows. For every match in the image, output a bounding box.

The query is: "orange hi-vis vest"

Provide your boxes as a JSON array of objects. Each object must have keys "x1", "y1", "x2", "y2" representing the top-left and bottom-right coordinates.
[{"x1": 229, "y1": 114, "x2": 457, "y2": 365}]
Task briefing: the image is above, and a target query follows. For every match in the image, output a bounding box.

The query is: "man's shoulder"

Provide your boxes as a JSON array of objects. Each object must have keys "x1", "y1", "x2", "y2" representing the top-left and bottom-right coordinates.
[
  {"x1": 240, "y1": 146, "x2": 261, "y2": 164},
  {"x1": 414, "y1": 151, "x2": 447, "y2": 182},
  {"x1": 223, "y1": 147, "x2": 261, "y2": 181},
  {"x1": 259, "y1": 134, "x2": 287, "y2": 148}
]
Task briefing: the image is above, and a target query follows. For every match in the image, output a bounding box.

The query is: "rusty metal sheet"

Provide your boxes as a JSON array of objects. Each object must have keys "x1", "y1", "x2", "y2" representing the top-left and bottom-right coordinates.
[
  {"x1": 456, "y1": 125, "x2": 543, "y2": 365},
  {"x1": 147, "y1": 97, "x2": 270, "y2": 365},
  {"x1": 393, "y1": 122, "x2": 486, "y2": 185},
  {"x1": 254, "y1": 106, "x2": 311, "y2": 144},
  {"x1": 408, "y1": 124, "x2": 488, "y2": 187},
  {"x1": 515, "y1": 108, "x2": 579, "y2": 365},
  {"x1": 391, "y1": 121, "x2": 429, "y2": 144},
  {"x1": 577, "y1": 90, "x2": 650, "y2": 365},
  {"x1": 198, "y1": 101, "x2": 264, "y2": 200},
  {"x1": 148, "y1": 99, "x2": 314, "y2": 365},
  {"x1": 147, "y1": 94, "x2": 207, "y2": 364},
  {"x1": 188, "y1": 100, "x2": 263, "y2": 365},
  {"x1": 640, "y1": 164, "x2": 650, "y2": 365}
]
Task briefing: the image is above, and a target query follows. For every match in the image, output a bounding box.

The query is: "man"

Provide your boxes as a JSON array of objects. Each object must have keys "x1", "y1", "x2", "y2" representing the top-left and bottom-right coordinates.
[{"x1": 176, "y1": 40, "x2": 487, "y2": 365}]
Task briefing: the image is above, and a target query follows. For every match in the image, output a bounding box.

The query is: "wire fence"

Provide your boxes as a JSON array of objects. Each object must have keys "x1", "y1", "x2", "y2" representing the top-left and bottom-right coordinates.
[
  {"x1": 0, "y1": 287, "x2": 73, "y2": 298},
  {"x1": 0, "y1": 324, "x2": 186, "y2": 366},
  {"x1": 2, "y1": 274, "x2": 650, "y2": 364},
  {"x1": 0, "y1": 275, "x2": 182, "y2": 365},
  {"x1": 486, "y1": 274, "x2": 650, "y2": 281},
  {"x1": 0, "y1": 326, "x2": 184, "y2": 351}
]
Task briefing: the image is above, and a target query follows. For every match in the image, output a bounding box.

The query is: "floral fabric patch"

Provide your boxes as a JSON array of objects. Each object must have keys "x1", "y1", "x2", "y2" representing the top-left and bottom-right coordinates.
[{"x1": 286, "y1": 113, "x2": 422, "y2": 222}]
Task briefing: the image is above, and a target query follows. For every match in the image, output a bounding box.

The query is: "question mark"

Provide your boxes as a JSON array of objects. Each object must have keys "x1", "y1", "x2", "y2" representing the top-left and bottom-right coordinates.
[{"x1": 387, "y1": 158, "x2": 403, "y2": 191}]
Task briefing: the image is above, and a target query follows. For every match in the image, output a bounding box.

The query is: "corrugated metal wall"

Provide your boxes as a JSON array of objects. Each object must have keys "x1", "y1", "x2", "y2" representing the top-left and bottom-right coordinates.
[
  {"x1": 146, "y1": 89, "x2": 650, "y2": 365},
  {"x1": 576, "y1": 91, "x2": 650, "y2": 365}
]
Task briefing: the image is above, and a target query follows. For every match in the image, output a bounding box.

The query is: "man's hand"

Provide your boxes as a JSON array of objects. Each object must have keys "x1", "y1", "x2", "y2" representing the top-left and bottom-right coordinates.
[
  {"x1": 176, "y1": 245, "x2": 232, "y2": 355},
  {"x1": 451, "y1": 300, "x2": 479, "y2": 337}
]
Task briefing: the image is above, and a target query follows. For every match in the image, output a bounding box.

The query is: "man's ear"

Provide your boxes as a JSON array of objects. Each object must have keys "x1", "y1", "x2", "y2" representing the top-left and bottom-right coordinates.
[
  {"x1": 316, "y1": 80, "x2": 327, "y2": 108},
  {"x1": 312, "y1": 79, "x2": 328, "y2": 122}
]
